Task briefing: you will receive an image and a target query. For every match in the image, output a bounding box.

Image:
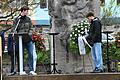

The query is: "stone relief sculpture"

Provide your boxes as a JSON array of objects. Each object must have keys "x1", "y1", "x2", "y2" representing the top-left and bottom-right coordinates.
[
  {"x1": 62, "y1": 0, "x2": 77, "y2": 5},
  {"x1": 48, "y1": 0, "x2": 100, "y2": 73}
]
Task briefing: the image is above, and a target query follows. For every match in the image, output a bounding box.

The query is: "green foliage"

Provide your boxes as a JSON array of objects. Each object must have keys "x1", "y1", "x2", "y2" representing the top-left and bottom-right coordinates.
[
  {"x1": 85, "y1": 45, "x2": 91, "y2": 54},
  {"x1": 69, "y1": 41, "x2": 79, "y2": 54},
  {"x1": 101, "y1": 0, "x2": 116, "y2": 18},
  {"x1": 32, "y1": 32, "x2": 50, "y2": 64},
  {"x1": 103, "y1": 42, "x2": 120, "y2": 61},
  {"x1": 36, "y1": 50, "x2": 50, "y2": 64},
  {"x1": 24, "y1": 49, "x2": 28, "y2": 63},
  {"x1": 24, "y1": 33, "x2": 50, "y2": 64},
  {"x1": 24, "y1": 47, "x2": 50, "y2": 64},
  {"x1": 114, "y1": 49, "x2": 120, "y2": 59},
  {"x1": 101, "y1": 0, "x2": 120, "y2": 25}
]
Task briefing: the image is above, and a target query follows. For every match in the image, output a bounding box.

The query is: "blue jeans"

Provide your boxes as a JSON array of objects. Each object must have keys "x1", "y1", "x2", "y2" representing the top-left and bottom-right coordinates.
[
  {"x1": 33, "y1": 43, "x2": 37, "y2": 71},
  {"x1": 23, "y1": 41, "x2": 35, "y2": 71},
  {"x1": 91, "y1": 43, "x2": 103, "y2": 70}
]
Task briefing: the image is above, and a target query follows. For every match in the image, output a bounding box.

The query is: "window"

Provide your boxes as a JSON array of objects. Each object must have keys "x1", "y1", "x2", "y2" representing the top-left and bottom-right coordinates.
[
  {"x1": 40, "y1": 0, "x2": 47, "y2": 9},
  {"x1": 117, "y1": 0, "x2": 120, "y2": 5}
]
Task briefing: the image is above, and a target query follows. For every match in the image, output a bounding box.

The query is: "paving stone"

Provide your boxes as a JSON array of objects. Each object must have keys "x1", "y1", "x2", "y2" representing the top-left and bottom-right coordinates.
[{"x1": 3, "y1": 73, "x2": 120, "y2": 80}]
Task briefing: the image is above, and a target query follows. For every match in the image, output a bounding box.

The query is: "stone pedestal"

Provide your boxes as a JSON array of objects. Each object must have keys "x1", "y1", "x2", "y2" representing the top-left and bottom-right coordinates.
[{"x1": 4, "y1": 73, "x2": 120, "y2": 80}]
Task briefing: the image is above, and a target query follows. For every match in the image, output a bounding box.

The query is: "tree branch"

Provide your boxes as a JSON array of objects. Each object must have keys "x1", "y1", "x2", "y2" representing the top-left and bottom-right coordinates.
[{"x1": 0, "y1": 10, "x2": 17, "y2": 19}]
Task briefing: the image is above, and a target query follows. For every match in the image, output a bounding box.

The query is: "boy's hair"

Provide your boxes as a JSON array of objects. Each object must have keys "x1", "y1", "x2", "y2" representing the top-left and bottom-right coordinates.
[
  {"x1": 86, "y1": 12, "x2": 94, "y2": 18},
  {"x1": 19, "y1": 5, "x2": 29, "y2": 12}
]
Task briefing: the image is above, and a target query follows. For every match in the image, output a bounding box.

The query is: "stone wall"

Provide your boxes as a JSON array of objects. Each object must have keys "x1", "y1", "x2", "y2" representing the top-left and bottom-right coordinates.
[{"x1": 48, "y1": 0, "x2": 100, "y2": 73}]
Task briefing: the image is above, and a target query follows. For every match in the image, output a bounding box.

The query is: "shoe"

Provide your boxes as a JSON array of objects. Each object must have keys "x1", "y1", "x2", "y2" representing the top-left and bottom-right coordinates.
[
  {"x1": 92, "y1": 69, "x2": 103, "y2": 73},
  {"x1": 91, "y1": 67, "x2": 103, "y2": 73},
  {"x1": 10, "y1": 72, "x2": 16, "y2": 75},
  {"x1": 7, "y1": 72, "x2": 16, "y2": 76},
  {"x1": 20, "y1": 71, "x2": 27, "y2": 75},
  {"x1": 29, "y1": 71, "x2": 37, "y2": 75}
]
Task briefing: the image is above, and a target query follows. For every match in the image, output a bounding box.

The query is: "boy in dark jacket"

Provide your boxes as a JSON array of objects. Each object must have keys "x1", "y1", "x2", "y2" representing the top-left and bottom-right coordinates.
[
  {"x1": 11, "y1": 5, "x2": 37, "y2": 75},
  {"x1": 86, "y1": 12, "x2": 103, "y2": 73}
]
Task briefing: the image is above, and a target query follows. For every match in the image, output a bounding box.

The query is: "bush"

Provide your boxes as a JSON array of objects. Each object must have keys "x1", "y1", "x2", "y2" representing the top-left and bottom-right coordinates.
[{"x1": 103, "y1": 42, "x2": 120, "y2": 61}]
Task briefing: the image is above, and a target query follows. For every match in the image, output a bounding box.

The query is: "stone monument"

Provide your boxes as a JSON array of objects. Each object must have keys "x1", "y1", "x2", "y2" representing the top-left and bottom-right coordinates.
[{"x1": 48, "y1": 0, "x2": 100, "y2": 73}]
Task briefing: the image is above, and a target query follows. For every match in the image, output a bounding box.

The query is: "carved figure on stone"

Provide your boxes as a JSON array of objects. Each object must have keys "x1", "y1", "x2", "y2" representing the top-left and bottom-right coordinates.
[
  {"x1": 62, "y1": 0, "x2": 77, "y2": 5},
  {"x1": 48, "y1": 0, "x2": 96, "y2": 50}
]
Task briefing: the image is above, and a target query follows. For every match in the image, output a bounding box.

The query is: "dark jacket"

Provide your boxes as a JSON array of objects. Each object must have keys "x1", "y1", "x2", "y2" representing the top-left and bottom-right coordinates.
[
  {"x1": 87, "y1": 17, "x2": 102, "y2": 46},
  {"x1": 0, "y1": 27, "x2": 11, "y2": 53},
  {"x1": 7, "y1": 34, "x2": 19, "y2": 55},
  {"x1": 0, "y1": 31, "x2": 5, "y2": 52},
  {"x1": 12, "y1": 15, "x2": 34, "y2": 43}
]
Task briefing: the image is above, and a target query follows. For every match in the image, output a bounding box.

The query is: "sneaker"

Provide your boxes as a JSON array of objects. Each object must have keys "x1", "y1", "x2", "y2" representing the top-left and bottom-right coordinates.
[
  {"x1": 94, "y1": 69, "x2": 103, "y2": 73},
  {"x1": 7, "y1": 72, "x2": 16, "y2": 76},
  {"x1": 10, "y1": 71, "x2": 16, "y2": 75},
  {"x1": 29, "y1": 71, "x2": 37, "y2": 75},
  {"x1": 20, "y1": 71, "x2": 27, "y2": 75},
  {"x1": 92, "y1": 68, "x2": 103, "y2": 73}
]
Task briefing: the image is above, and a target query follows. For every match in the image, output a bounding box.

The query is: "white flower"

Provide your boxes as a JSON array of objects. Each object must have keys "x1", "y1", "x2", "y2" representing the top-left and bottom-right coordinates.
[
  {"x1": 81, "y1": 23, "x2": 83, "y2": 26},
  {"x1": 70, "y1": 34, "x2": 72, "y2": 37},
  {"x1": 81, "y1": 32, "x2": 84, "y2": 34},
  {"x1": 75, "y1": 28, "x2": 78, "y2": 30},
  {"x1": 81, "y1": 28, "x2": 84, "y2": 30},
  {"x1": 75, "y1": 34, "x2": 77, "y2": 37},
  {"x1": 70, "y1": 20, "x2": 89, "y2": 43},
  {"x1": 78, "y1": 25, "x2": 81, "y2": 28},
  {"x1": 72, "y1": 32, "x2": 74, "y2": 34},
  {"x1": 72, "y1": 41, "x2": 75, "y2": 44}
]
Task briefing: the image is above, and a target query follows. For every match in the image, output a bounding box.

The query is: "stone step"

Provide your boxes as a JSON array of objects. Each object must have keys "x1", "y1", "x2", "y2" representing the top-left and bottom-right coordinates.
[{"x1": 3, "y1": 73, "x2": 120, "y2": 80}]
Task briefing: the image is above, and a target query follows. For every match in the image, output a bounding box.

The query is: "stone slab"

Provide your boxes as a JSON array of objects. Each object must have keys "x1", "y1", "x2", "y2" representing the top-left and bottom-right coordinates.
[{"x1": 3, "y1": 73, "x2": 120, "y2": 80}]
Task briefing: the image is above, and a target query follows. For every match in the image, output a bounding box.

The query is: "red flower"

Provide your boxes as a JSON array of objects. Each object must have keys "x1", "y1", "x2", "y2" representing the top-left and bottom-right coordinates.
[{"x1": 32, "y1": 33, "x2": 45, "y2": 51}]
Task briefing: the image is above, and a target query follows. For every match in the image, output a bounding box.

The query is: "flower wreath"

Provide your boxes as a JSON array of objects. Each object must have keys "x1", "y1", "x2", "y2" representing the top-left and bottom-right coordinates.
[{"x1": 70, "y1": 20, "x2": 90, "y2": 44}]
